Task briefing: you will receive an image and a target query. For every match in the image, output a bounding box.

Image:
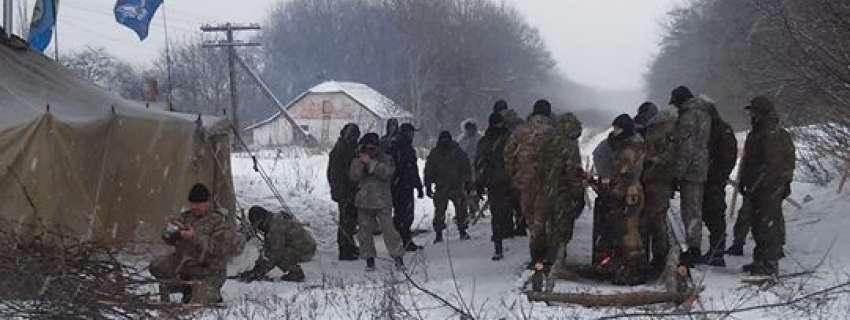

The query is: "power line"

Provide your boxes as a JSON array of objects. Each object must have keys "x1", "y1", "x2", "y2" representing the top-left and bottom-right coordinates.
[{"x1": 200, "y1": 22, "x2": 261, "y2": 136}]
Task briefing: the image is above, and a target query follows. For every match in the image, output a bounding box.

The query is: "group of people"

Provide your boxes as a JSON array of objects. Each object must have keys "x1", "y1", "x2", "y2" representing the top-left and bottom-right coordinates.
[
  {"x1": 498, "y1": 85, "x2": 794, "y2": 287},
  {"x1": 149, "y1": 183, "x2": 317, "y2": 303},
  {"x1": 325, "y1": 85, "x2": 796, "y2": 284},
  {"x1": 146, "y1": 84, "x2": 797, "y2": 304}
]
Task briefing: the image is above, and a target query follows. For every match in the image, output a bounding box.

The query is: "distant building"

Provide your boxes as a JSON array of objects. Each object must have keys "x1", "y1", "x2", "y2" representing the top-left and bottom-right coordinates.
[{"x1": 246, "y1": 81, "x2": 413, "y2": 147}]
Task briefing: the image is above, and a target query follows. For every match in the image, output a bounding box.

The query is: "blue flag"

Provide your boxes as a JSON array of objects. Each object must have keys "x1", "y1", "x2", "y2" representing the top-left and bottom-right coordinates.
[
  {"x1": 114, "y1": 0, "x2": 163, "y2": 40},
  {"x1": 28, "y1": 0, "x2": 59, "y2": 52}
]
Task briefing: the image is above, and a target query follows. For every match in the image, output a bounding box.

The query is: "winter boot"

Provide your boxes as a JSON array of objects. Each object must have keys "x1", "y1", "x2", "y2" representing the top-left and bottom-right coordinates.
[
  {"x1": 459, "y1": 228, "x2": 471, "y2": 240},
  {"x1": 750, "y1": 260, "x2": 778, "y2": 276},
  {"x1": 680, "y1": 248, "x2": 704, "y2": 267},
  {"x1": 514, "y1": 227, "x2": 527, "y2": 237},
  {"x1": 280, "y1": 265, "x2": 306, "y2": 282},
  {"x1": 366, "y1": 258, "x2": 376, "y2": 272},
  {"x1": 393, "y1": 256, "x2": 405, "y2": 270},
  {"x1": 726, "y1": 243, "x2": 744, "y2": 256},
  {"x1": 433, "y1": 231, "x2": 444, "y2": 244},
  {"x1": 703, "y1": 250, "x2": 726, "y2": 267},
  {"x1": 492, "y1": 241, "x2": 504, "y2": 261},
  {"x1": 742, "y1": 260, "x2": 760, "y2": 273},
  {"x1": 405, "y1": 241, "x2": 423, "y2": 252},
  {"x1": 339, "y1": 249, "x2": 359, "y2": 261}
]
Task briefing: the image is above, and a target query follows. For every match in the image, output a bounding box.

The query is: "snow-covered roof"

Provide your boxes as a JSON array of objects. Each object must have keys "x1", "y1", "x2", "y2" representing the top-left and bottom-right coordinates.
[
  {"x1": 309, "y1": 81, "x2": 412, "y2": 119},
  {"x1": 245, "y1": 81, "x2": 412, "y2": 131}
]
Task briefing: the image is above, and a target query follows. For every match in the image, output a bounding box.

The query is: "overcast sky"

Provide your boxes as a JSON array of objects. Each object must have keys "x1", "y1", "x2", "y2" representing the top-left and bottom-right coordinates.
[{"x1": 10, "y1": 0, "x2": 680, "y2": 92}]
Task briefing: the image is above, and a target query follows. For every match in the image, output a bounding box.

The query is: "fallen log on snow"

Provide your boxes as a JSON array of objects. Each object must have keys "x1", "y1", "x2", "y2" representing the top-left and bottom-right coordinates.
[{"x1": 526, "y1": 288, "x2": 703, "y2": 307}]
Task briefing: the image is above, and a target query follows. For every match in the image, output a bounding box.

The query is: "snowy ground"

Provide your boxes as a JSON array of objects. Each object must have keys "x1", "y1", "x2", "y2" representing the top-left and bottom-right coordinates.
[{"x1": 198, "y1": 135, "x2": 850, "y2": 319}]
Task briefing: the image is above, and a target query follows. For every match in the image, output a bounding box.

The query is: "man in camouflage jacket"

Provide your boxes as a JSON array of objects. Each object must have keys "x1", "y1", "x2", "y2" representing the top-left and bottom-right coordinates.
[
  {"x1": 738, "y1": 96, "x2": 795, "y2": 276},
  {"x1": 669, "y1": 86, "x2": 713, "y2": 266},
  {"x1": 237, "y1": 206, "x2": 317, "y2": 283},
  {"x1": 150, "y1": 183, "x2": 240, "y2": 304},
  {"x1": 635, "y1": 102, "x2": 676, "y2": 277},
  {"x1": 504, "y1": 100, "x2": 556, "y2": 257},
  {"x1": 350, "y1": 133, "x2": 405, "y2": 270},
  {"x1": 608, "y1": 115, "x2": 647, "y2": 285},
  {"x1": 536, "y1": 113, "x2": 585, "y2": 272}
]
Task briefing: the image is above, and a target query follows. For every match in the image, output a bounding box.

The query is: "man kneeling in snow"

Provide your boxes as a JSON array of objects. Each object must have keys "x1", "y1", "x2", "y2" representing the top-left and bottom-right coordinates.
[{"x1": 236, "y1": 206, "x2": 317, "y2": 282}]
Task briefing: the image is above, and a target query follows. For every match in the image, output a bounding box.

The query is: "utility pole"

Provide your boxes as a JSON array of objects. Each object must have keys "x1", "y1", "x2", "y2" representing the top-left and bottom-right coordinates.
[{"x1": 200, "y1": 23, "x2": 261, "y2": 133}]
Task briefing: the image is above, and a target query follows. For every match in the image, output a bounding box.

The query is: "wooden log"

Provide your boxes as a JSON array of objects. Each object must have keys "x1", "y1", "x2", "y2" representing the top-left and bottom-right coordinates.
[{"x1": 526, "y1": 289, "x2": 700, "y2": 307}]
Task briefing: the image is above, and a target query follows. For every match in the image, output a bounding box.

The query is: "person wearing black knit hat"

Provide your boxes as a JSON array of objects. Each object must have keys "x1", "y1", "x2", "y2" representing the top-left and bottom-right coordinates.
[
  {"x1": 668, "y1": 85, "x2": 713, "y2": 267},
  {"x1": 328, "y1": 123, "x2": 362, "y2": 261},
  {"x1": 391, "y1": 122, "x2": 426, "y2": 252},
  {"x1": 237, "y1": 206, "x2": 317, "y2": 283},
  {"x1": 149, "y1": 183, "x2": 239, "y2": 304},
  {"x1": 531, "y1": 99, "x2": 552, "y2": 117},
  {"x1": 606, "y1": 114, "x2": 648, "y2": 285},
  {"x1": 424, "y1": 130, "x2": 473, "y2": 242}
]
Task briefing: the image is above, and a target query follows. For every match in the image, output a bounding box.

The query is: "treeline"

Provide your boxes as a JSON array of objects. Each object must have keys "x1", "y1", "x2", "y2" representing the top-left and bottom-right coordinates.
[
  {"x1": 645, "y1": 0, "x2": 850, "y2": 181},
  {"x1": 62, "y1": 0, "x2": 611, "y2": 138}
]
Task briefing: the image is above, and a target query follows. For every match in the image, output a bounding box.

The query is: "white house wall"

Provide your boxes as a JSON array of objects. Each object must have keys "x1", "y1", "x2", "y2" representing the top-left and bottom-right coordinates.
[{"x1": 251, "y1": 92, "x2": 411, "y2": 148}]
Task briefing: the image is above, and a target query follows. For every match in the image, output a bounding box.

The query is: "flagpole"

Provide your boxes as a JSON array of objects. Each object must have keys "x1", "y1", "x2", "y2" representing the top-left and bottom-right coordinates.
[
  {"x1": 53, "y1": 1, "x2": 59, "y2": 61},
  {"x1": 162, "y1": 0, "x2": 174, "y2": 111}
]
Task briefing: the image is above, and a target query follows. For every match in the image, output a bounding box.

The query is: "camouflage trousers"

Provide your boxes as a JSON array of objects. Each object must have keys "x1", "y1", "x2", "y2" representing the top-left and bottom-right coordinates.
[
  {"x1": 357, "y1": 207, "x2": 404, "y2": 259},
  {"x1": 641, "y1": 182, "x2": 672, "y2": 269},
  {"x1": 702, "y1": 181, "x2": 728, "y2": 256},
  {"x1": 433, "y1": 187, "x2": 468, "y2": 232},
  {"x1": 679, "y1": 182, "x2": 705, "y2": 250},
  {"x1": 529, "y1": 196, "x2": 579, "y2": 266},
  {"x1": 149, "y1": 254, "x2": 225, "y2": 304},
  {"x1": 614, "y1": 197, "x2": 645, "y2": 283},
  {"x1": 751, "y1": 188, "x2": 787, "y2": 262}
]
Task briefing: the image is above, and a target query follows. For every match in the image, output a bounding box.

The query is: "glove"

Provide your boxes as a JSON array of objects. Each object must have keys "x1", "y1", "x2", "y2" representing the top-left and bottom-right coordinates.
[
  {"x1": 416, "y1": 188, "x2": 425, "y2": 199},
  {"x1": 425, "y1": 185, "x2": 434, "y2": 198}
]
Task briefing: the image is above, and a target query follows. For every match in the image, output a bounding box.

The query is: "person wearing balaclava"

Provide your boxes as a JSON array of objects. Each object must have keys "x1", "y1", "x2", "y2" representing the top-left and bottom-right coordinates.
[
  {"x1": 634, "y1": 102, "x2": 659, "y2": 137},
  {"x1": 475, "y1": 112, "x2": 518, "y2": 261},
  {"x1": 327, "y1": 123, "x2": 362, "y2": 261},
  {"x1": 391, "y1": 123, "x2": 425, "y2": 252},
  {"x1": 349, "y1": 132, "x2": 405, "y2": 271},
  {"x1": 634, "y1": 104, "x2": 679, "y2": 279},
  {"x1": 380, "y1": 118, "x2": 400, "y2": 155},
  {"x1": 606, "y1": 114, "x2": 647, "y2": 285},
  {"x1": 424, "y1": 131, "x2": 473, "y2": 243},
  {"x1": 669, "y1": 85, "x2": 713, "y2": 267},
  {"x1": 736, "y1": 96, "x2": 794, "y2": 276},
  {"x1": 504, "y1": 99, "x2": 556, "y2": 270}
]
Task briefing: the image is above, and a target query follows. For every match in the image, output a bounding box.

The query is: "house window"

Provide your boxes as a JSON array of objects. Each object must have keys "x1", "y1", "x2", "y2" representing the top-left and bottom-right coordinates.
[{"x1": 322, "y1": 101, "x2": 332, "y2": 114}]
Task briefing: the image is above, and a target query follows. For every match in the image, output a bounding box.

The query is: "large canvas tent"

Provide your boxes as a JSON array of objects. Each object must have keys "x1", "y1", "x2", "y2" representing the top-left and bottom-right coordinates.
[{"x1": 0, "y1": 42, "x2": 235, "y2": 243}]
